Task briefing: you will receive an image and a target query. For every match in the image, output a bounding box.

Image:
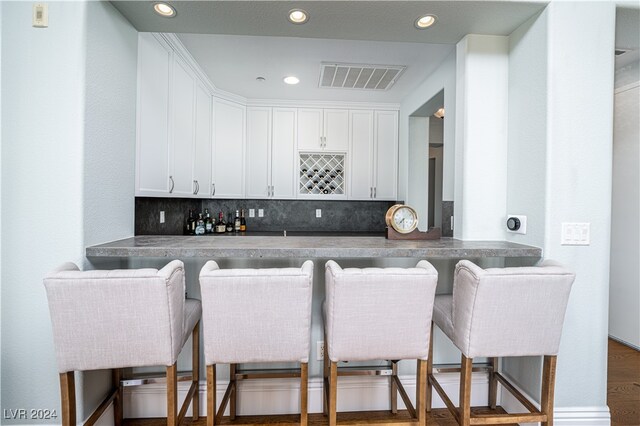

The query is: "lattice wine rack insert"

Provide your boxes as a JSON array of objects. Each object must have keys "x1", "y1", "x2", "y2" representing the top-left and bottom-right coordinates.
[{"x1": 299, "y1": 153, "x2": 345, "y2": 195}]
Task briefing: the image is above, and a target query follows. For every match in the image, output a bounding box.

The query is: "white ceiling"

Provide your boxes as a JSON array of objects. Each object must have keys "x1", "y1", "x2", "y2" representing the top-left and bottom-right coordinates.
[{"x1": 177, "y1": 34, "x2": 453, "y2": 102}]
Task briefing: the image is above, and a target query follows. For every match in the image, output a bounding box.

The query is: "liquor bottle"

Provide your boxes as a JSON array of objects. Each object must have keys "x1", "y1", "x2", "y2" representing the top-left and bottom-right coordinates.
[
  {"x1": 215, "y1": 212, "x2": 226, "y2": 234},
  {"x1": 226, "y1": 213, "x2": 234, "y2": 233},
  {"x1": 187, "y1": 209, "x2": 196, "y2": 235},
  {"x1": 195, "y1": 214, "x2": 206, "y2": 235},
  {"x1": 234, "y1": 210, "x2": 241, "y2": 232},
  {"x1": 240, "y1": 209, "x2": 247, "y2": 232},
  {"x1": 204, "y1": 209, "x2": 213, "y2": 234}
]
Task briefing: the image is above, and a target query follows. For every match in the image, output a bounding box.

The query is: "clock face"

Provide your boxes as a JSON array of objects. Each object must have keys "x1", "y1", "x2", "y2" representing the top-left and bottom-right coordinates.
[{"x1": 385, "y1": 205, "x2": 419, "y2": 234}]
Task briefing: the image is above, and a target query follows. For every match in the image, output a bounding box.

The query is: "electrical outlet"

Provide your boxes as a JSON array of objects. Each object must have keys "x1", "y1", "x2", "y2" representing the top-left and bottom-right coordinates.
[
  {"x1": 159, "y1": 211, "x2": 165, "y2": 224},
  {"x1": 258, "y1": 209, "x2": 264, "y2": 218},
  {"x1": 249, "y1": 209, "x2": 255, "y2": 218},
  {"x1": 316, "y1": 209, "x2": 322, "y2": 218},
  {"x1": 316, "y1": 341, "x2": 325, "y2": 361}
]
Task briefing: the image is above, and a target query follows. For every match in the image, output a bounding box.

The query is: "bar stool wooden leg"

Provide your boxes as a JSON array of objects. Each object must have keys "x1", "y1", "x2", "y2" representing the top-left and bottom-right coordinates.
[
  {"x1": 488, "y1": 357, "x2": 498, "y2": 409},
  {"x1": 391, "y1": 360, "x2": 398, "y2": 414},
  {"x1": 300, "y1": 362, "x2": 308, "y2": 426},
  {"x1": 167, "y1": 363, "x2": 178, "y2": 426},
  {"x1": 193, "y1": 322, "x2": 200, "y2": 421},
  {"x1": 59, "y1": 372, "x2": 76, "y2": 426},
  {"x1": 323, "y1": 352, "x2": 329, "y2": 416},
  {"x1": 329, "y1": 362, "x2": 338, "y2": 426},
  {"x1": 541, "y1": 356, "x2": 557, "y2": 426},
  {"x1": 426, "y1": 322, "x2": 434, "y2": 413},
  {"x1": 112, "y1": 369, "x2": 123, "y2": 426},
  {"x1": 207, "y1": 365, "x2": 216, "y2": 426},
  {"x1": 459, "y1": 355, "x2": 473, "y2": 426},
  {"x1": 416, "y1": 359, "x2": 427, "y2": 426},
  {"x1": 229, "y1": 363, "x2": 236, "y2": 420}
]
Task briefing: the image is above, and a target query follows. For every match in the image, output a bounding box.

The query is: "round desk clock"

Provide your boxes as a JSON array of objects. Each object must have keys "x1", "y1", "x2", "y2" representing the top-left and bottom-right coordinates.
[{"x1": 385, "y1": 204, "x2": 419, "y2": 234}]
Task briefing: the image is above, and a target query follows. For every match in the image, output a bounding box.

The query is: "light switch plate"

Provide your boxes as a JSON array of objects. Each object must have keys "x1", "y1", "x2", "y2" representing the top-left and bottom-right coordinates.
[
  {"x1": 561, "y1": 222, "x2": 590, "y2": 245},
  {"x1": 316, "y1": 209, "x2": 322, "y2": 218},
  {"x1": 32, "y1": 3, "x2": 49, "y2": 28},
  {"x1": 258, "y1": 209, "x2": 264, "y2": 218},
  {"x1": 249, "y1": 209, "x2": 255, "y2": 218},
  {"x1": 159, "y1": 211, "x2": 165, "y2": 224}
]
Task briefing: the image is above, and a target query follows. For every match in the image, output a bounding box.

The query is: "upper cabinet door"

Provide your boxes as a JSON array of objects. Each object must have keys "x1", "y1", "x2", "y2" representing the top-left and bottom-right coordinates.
[
  {"x1": 246, "y1": 107, "x2": 272, "y2": 198},
  {"x1": 271, "y1": 108, "x2": 297, "y2": 199},
  {"x1": 374, "y1": 110, "x2": 398, "y2": 200},
  {"x1": 213, "y1": 98, "x2": 245, "y2": 198},
  {"x1": 170, "y1": 57, "x2": 196, "y2": 197},
  {"x1": 297, "y1": 108, "x2": 323, "y2": 151},
  {"x1": 136, "y1": 33, "x2": 171, "y2": 196},
  {"x1": 349, "y1": 110, "x2": 374, "y2": 200},
  {"x1": 324, "y1": 109, "x2": 349, "y2": 151},
  {"x1": 193, "y1": 83, "x2": 212, "y2": 198}
]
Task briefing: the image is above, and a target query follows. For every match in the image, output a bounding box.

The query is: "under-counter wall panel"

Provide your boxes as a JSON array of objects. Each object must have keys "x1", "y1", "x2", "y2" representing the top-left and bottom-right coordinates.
[
  {"x1": 136, "y1": 33, "x2": 171, "y2": 196},
  {"x1": 213, "y1": 98, "x2": 246, "y2": 198}
]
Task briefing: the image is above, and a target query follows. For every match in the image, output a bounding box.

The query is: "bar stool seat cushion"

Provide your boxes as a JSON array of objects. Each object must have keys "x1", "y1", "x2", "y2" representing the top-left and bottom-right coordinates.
[
  {"x1": 324, "y1": 260, "x2": 438, "y2": 362},
  {"x1": 199, "y1": 261, "x2": 313, "y2": 364},
  {"x1": 432, "y1": 260, "x2": 575, "y2": 359},
  {"x1": 44, "y1": 260, "x2": 200, "y2": 372}
]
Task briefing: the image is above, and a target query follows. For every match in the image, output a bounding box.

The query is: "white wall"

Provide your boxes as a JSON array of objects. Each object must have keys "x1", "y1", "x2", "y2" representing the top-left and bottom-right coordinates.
[
  {"x1": 0, "y1": 1, "x2": 137, "y2": 422},
  {"x1": 429, "y1": 117, "x2": 443, "y2": 229},
  {"x1": 454, "y1": 34, "x2": 509, "y2": 240},
  {"x1": 609, "y1": 63, "x2": 639, "y2": 348},
  {"x1": 505, "y1": 2, "x2": 615, "y2": 415},
  {"x1": 408, "y1": 117, "x2": 429, "y2": 230},
  {"x1": 399, "y1": 49, "x2": 456, "y2": 204}
]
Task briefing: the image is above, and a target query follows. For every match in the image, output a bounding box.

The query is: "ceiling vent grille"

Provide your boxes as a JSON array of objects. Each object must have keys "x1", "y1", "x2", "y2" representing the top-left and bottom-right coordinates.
[{"x1": 319, "y1": 62, "x2": 406, "y2": 91}]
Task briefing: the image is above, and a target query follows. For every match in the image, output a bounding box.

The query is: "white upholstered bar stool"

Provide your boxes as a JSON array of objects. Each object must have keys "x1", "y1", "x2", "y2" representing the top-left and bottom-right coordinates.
[
  {"x1": 323, "y1": 260, "x2": 439, "y2": 426},
  {"x1": 427, "y1": 260, "x2": 575, "y2": 426},
  {"x1": 44, "y1": 260, "x2": 201, "y2": 426},
  {"x1": 199, "y1": 260, "x2": 314, "y2": 426}
]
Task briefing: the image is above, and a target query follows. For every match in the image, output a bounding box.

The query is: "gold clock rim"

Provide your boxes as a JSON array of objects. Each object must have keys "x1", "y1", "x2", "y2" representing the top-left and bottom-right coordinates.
[
  {"x1": 389, "y1": 205, "x2": 419, "y2": 234},
  {"x1": 385, "y1": 204, "x2": 402, "y2": 228}
]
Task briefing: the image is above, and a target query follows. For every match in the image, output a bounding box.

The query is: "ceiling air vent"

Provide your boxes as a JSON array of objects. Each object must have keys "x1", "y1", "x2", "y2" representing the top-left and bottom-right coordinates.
[{"x1": 319, "y1": 62, "x2": 406, "y2": 91}]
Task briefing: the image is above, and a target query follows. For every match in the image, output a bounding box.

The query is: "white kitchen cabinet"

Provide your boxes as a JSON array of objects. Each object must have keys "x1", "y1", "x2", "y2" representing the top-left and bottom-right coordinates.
[
  {"x1": 136, "y1": 33, "x2": 172, "y2": 196},
  {"x1": 170, "y1": 56, "x2": 196, "y2": 197},
  {"x1": 193, "y1": 83, "x2": 212, "y2": 197},
  {"x1": 246, "y1": 107, "x2": 271, "y2": 198},
  {"x1": 297, "y1": 108, "x2": 348, "y2": 152},
  {"x1": 213, "y1": 98, "x2": 245, "y2": 198},
  {"x1": 246, "y1": 107, "x2": 297, "y2": 199},
  {"x1": 271, "y1": 108, "x2": 297, "y2": 198},
  {"x1": 373, "y1": 111, "x2": 398, "y2": 200},
  {"x1": 348, "y1": 110, "x2": 398, "y2": 200}
]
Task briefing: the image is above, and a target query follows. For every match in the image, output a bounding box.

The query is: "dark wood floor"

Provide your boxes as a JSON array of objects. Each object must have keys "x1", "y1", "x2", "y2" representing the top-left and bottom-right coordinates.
[
  {"x1": 125, "y1": 341, "x2": 640, "y2": 426},
  {"x1": 608, "y1": 338, "x2": 640, "y2": 426},
  {"x1": 124, "y1": 406, "x2": 513, "y2": 426}
]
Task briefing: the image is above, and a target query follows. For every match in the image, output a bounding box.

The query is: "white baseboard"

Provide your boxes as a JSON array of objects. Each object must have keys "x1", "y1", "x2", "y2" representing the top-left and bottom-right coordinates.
[
  {"x1": 122, "y1": 372, "x2": 489, "y2": 418},
  {"x1": 499, "y1": 374, "x2": 611, "y2": 426}
]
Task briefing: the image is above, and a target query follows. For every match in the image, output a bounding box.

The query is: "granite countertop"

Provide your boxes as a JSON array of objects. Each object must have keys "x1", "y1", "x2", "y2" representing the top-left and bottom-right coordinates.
[{"x1": 86, "y1": 234, "x2": 542, "y2": 259}]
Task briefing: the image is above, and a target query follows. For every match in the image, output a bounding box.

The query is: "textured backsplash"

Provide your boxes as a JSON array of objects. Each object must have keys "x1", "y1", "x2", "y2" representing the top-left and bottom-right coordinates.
[{"x1": 135, "y1": 197, "x2": 398, "y2": 235}]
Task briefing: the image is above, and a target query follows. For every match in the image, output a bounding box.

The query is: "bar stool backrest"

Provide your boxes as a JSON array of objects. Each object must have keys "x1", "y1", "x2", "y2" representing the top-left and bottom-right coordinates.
[
  {"x1": 199, "y1": 260, "x2": 314, "y2": 365},
  {"x1": 324, "y1": 260, "x2": 438, "y2": 362},
  {"x1": 452, "y1": 260, "x2": 575, "y2": 358},
  {"x1": 43, "y1": 260, "x2": 187, "y2": 373}
]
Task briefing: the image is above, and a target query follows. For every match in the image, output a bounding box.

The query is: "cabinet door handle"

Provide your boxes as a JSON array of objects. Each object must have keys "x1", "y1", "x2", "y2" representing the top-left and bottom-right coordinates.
[
  {"x1": 212, "y1": 183, "x2": 216, "y2": 196},
  {"x1": 374, "y1": 187, "x2": 377, "y2": 198},
  {"x1": 193, "y1": 180, "x2": 197, "y2": 195},
  {"x1": 271, "y1": 185, "x2": 274, "y2": 197},
  {"x1": 369, "y1": 187, "x2": 372, "y2": 198},
  {"x1": 169, "y1": 176, "x2": 174, "y2": 194},
  {"x1": 196, "y1": 181, "x2": 200, "y2": 194}
]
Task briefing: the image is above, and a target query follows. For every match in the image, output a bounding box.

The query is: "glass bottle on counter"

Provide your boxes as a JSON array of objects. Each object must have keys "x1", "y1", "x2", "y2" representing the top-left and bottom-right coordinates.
[
  {"x1": 204, "y1": 209, "x2": 213, "y2": 234},
  {"x1": 215, "y1": 212, "x2": 226, "y2": 234},
  {"x1": 195, "y1": 214, "x2": 206, "y2": 235},
  {"x1": 240, "y1": 209, "x2": 247, "y2": 232},
  {"x1": 234, "y1": 210, "x2": 241, "y2": 232},
  {"x1": 187, "y1": 209, "x2": 196, "y2": 235},
  {"x1": 226, "y1": 213, "x2": 234, "y2": 233}
]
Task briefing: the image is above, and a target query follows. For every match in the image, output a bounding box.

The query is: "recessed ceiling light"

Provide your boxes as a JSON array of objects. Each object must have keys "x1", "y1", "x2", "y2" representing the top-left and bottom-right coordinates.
[
  {"x1": 288, "y1": 9, "x2": 309, "y2": 24},
  {"x1": 283, "y1": 76, "x2": 300, "y2": 85},
  {"x1": 434, "y1": 107, "x2": 445, "y2": 119},
  {"x1": 415, "y1": 14, "x2": 437, "y2": 29},
  {"x1": 153, "y1": 2, "x2": 176, "y2": 17}
]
